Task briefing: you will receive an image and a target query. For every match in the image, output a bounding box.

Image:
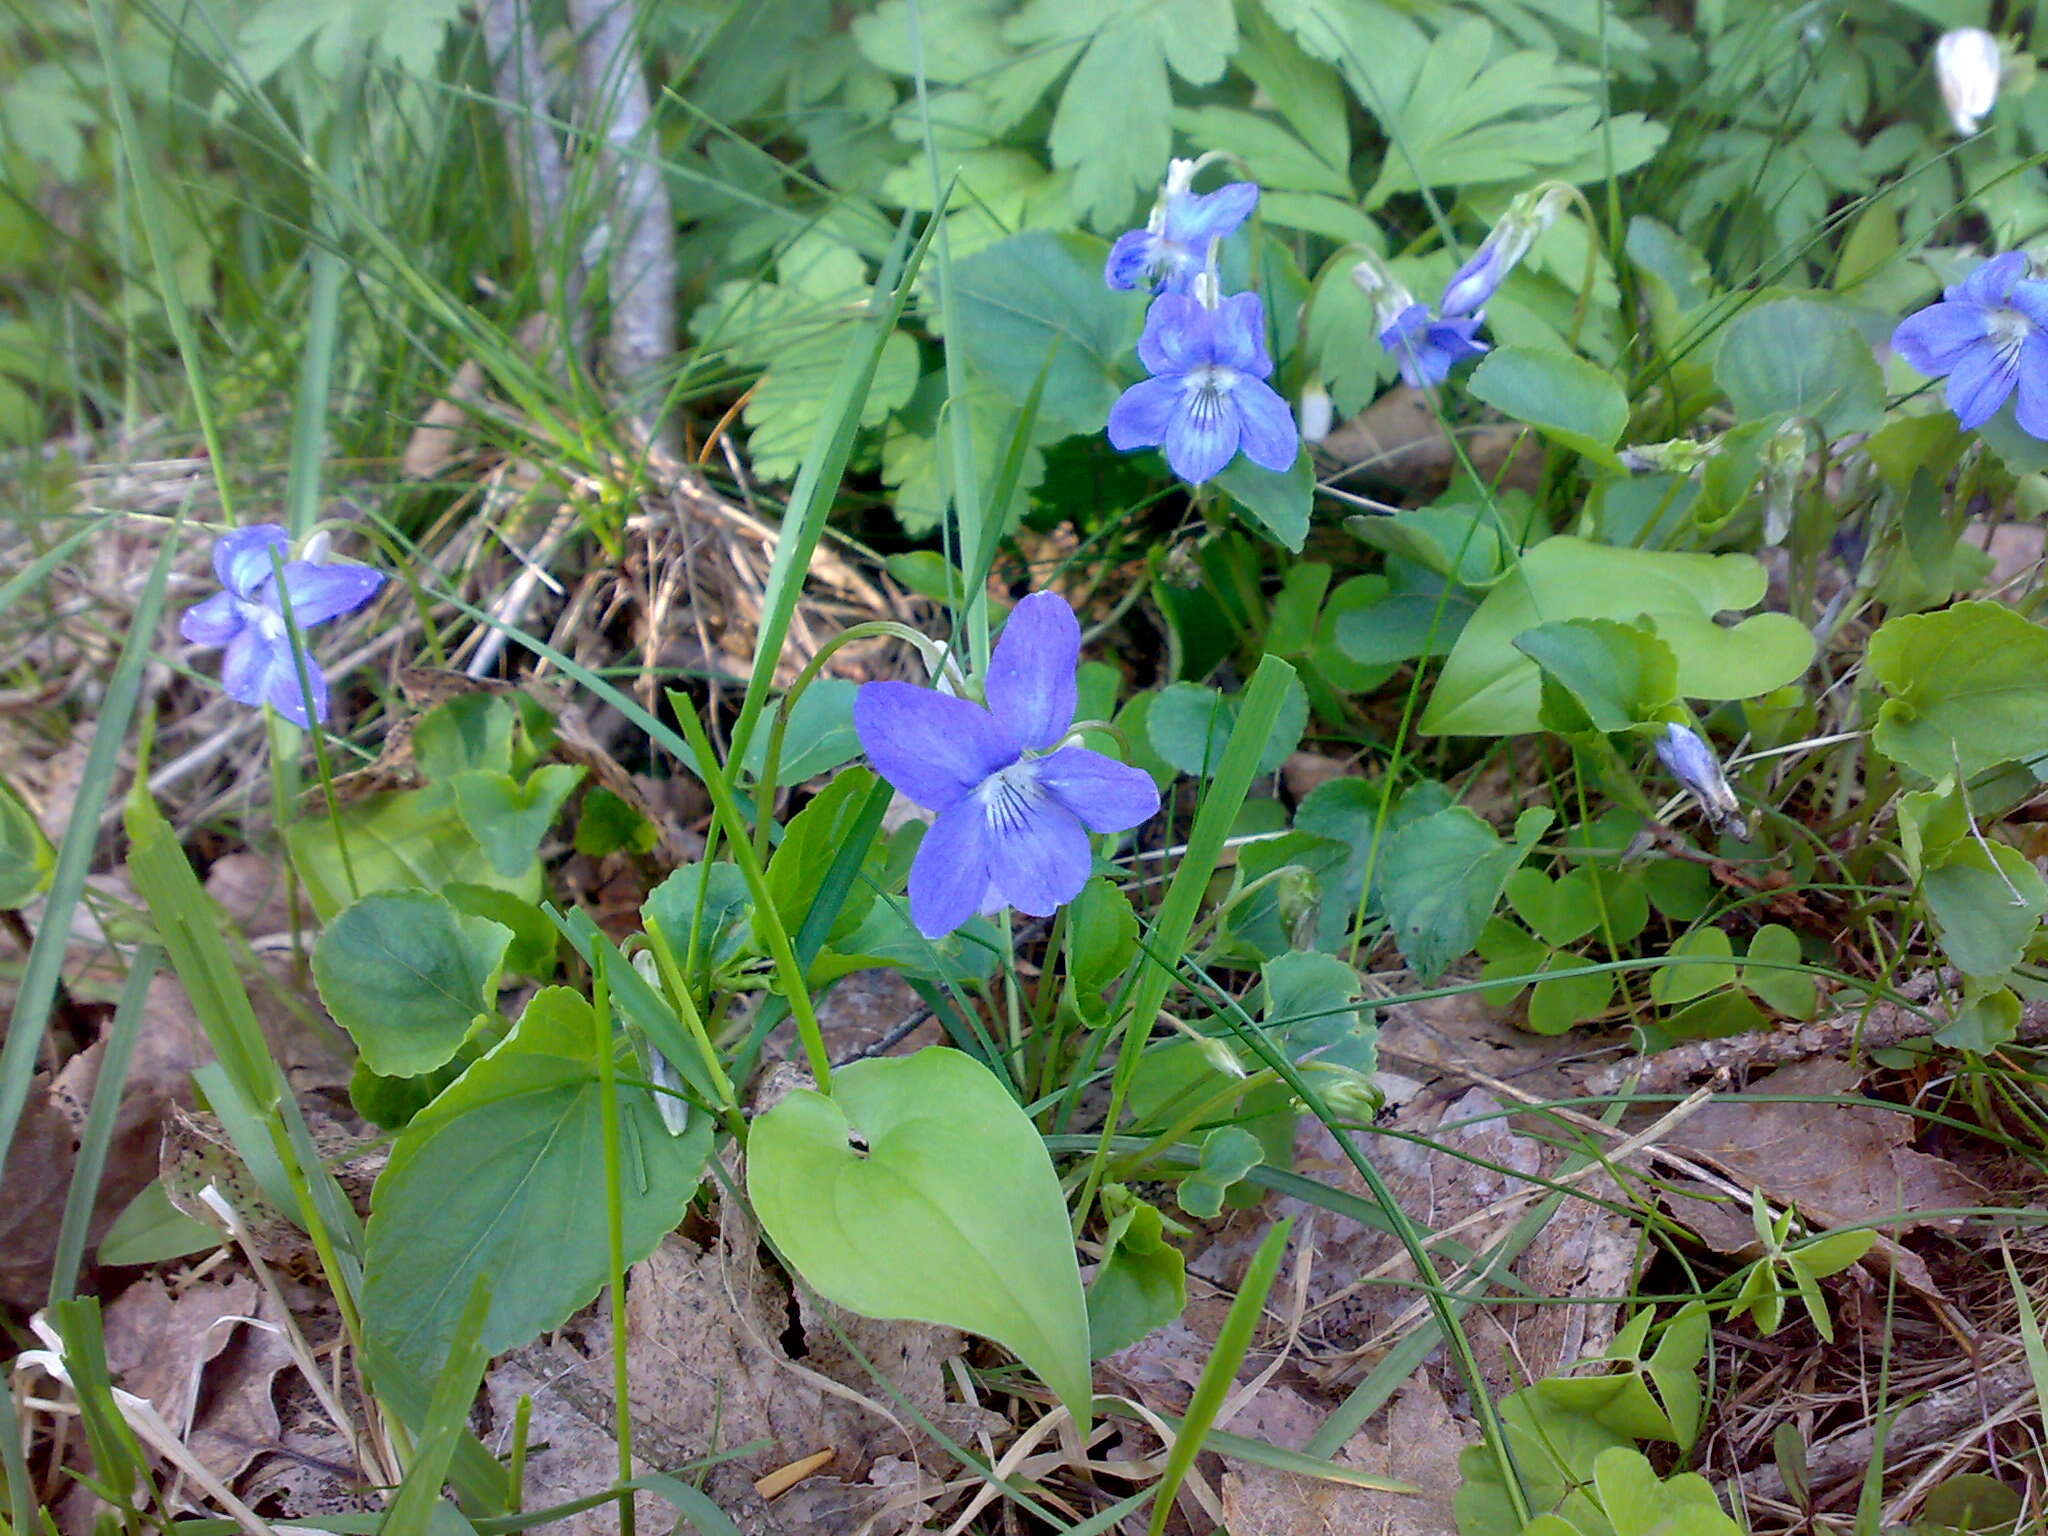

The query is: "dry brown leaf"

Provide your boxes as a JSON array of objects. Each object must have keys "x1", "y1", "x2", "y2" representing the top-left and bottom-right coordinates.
[
  {"x1": 102, "y1": 1275, "x2": 258, "y2": 1440},
  {"x1": 1316, "y1": 386, "x2": 1542, "y2": 493},
  {"x1": 1219, "y1": 1380, "x2": 1466, "y2": 1536},
  {"x1": 494, "y1": 1191, "x2": 1001, "y2": 1536},
  {"x1": 1661, "y1": 1059, "x2": 1986, "y2": 1241}
]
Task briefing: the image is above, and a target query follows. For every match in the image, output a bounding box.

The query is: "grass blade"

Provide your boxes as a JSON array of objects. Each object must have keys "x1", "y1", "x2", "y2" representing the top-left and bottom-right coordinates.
[
  {"x1": 1145, "y1": 1216, "x2": 1294, "y2": 1536},
  {"x1": 47, "y1": 945, "x2": 162, "y2": 1305},
  {"x1": 0, "y1": 525, "x2": 177, "y2": 1201}
]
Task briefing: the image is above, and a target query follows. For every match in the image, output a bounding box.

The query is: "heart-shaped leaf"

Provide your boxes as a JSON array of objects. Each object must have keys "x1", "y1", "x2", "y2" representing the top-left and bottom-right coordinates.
[
  {"x1": 451, "y1": 764, "x2": 586, "y2": 879},
  {"x1": 747, "y1": 1048, "x2": 1092, "y2": 1432},
  {"x1": 313, "y1": 890, "x2": 511, "y2": 1076}
]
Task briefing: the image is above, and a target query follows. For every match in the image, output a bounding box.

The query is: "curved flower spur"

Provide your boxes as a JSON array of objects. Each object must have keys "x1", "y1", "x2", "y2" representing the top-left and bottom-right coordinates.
[
  {"x1": 853, "y1": 592, "x2": 1161, "y2": 939},
  {"x1": 179, "y1": 523, "x2": 385, "y2": 727}
]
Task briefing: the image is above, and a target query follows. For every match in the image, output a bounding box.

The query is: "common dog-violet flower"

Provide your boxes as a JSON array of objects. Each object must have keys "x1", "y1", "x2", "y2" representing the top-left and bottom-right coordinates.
[
  {"x1": 1440, "y1": 184, "x2": 1570, "y2": 318},
  {"x1": 853, "y1": 592, "x2": 1160, "y2": 939},
  {"x1": 179, "y1": 524, "x2": 384, "y2": 727},
  {"x1": 1105, "y1": 158, "x2": 1259, "y2": 295},
  {"x1": 1107, "y1": 289, "x2": 1297, "y2": 483},
  {"x1": 1352, "y1": 258, "x2": 1486, "y2": 389},
  {"x1": 1892, "y1": 251, "x2": 2048, "y2": 435},
  {"x1": 1655, "y1": 723, "x2": 1748, "y2": 840}
]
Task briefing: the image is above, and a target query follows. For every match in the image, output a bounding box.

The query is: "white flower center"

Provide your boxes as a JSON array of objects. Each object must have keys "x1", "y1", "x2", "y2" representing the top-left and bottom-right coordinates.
[
  {"x1": 1990, "y1": 305, "x2": 2035, "y2": 362},
  {"x1": 242, "y1": 598, "x2": 287, "y2": 644},
  {"x1": 1183, "y1": 364, "x2": 1239, "y2": 428},
  {"x1": 977, "y1": 759, "x2": 1045, "y2": 837}
]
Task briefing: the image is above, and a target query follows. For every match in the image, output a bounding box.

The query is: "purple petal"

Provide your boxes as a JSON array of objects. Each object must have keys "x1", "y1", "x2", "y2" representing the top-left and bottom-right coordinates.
[
  {"x1": 212, "y1": 525, "x2": 290, "y2": 599},
  {"x1": 220, "y1": 626, "x2": 278, "y2": 707},
  {"x1": 1137, "y1": 292, "x2": 1210, "y2": 375},
  {"x1": 1945, "y1": 337, "x2": 2018, "y2": 429},
  {"x1": 1108, "y1": 375, "x2": 1184, "y2": 451},
  {"x1": 1892, "y1": 301, "x2": 1990, "y2": 378},
  {"x1": 1441, "y1": 242, "x2": 1507, "y2": 318},
  {"x1": 179, "y1": 590, "x2": 244, "y2": 647},
  {"x1": 1165, "y1": 182, "x2": 1258, "y2": 248},
  {"x1": 1233, "y1": 378, "x2": 1299, "y2": 472},
  {"x1": 2016, "y1": 339, "x2": 2048, "y2": 438},
  {"x1": 1033, "y1": 747, "x2": 1159, "y2": 833},
  {"x1": 1107, "y1": 230, "x2": 1164, "y2": 291},
  {"x1": 908, "y1": 801, "x2": 992, "y2": 939},
  {"x1": 1952, "y1": 251, "x2": 2026, "y2": 307},
  {"x1": 278, "y1": 561, "x2": 384, "y2": 626},
  {"x1": 985, "y1": 592, "x2": 1079, "y2": 751},
  {"x1": 984, "y1": 793, "x2": 1091, "y2": 917},
  {"x1": 1208, "y1": 291, "x2": 1272, "y2": 378},
  {"x1": 1160, "y1": 388, "x2": 1240, "y2": 484},
  {"x1": 2010, "y1": 281, "x2": 2048, "y2": 331},
  {"x1": 853, "y1": 681, "x2": 1016, "y2": 811},
  {"x1": 265, "y1": 649, "x2": 330, "y2": 727}
]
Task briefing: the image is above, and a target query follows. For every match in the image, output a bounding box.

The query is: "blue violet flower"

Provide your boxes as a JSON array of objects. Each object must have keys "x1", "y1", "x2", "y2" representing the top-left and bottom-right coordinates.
[
  {"x1": 1107, "y1": 290, "x2": 1298, "y2": 484},
  {"x1": 1377, "y1": 303, "x2": 1489, "y2": 389},
  {"x1": 1892, "y1": 250, "x2": 2048, "y2": 435},
  {"x1": 853, "y1": 592, "x2": 1160, "y2": 939},
  {"x1": 1655, "y1": 723, "x2": 1748, "y2": 840},
  {"x1": 1105, "y1": 160, "x2": 1259, "y2": 295},
  {"x1": 180, "y1": 523, "x2": 385, "y2": 727},
  {"x1": 1439, "y1": 184, "x2": 1569, "y2": 318}
]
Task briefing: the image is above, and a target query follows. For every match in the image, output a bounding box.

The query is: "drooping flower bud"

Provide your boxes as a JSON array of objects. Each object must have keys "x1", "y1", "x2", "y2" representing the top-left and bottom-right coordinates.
[
  {"x1": 1937, "y1": 28, "x2": 2002, "y2": 136},
  {"x1": 1298, "y1": 380, "x2": 1334, "y2": 445},
  {"x1": 1350, "y1": 254, "x2": 1418, "y2": 338},
  {"x1": 1758, "y1": 419, "x2": 1809, "y2": 547},
  {"x1": 1655, "y1": 723, "x2": 1749, "y2": 840},
  {"x1": 1440, "y1": 183, "x2": 1572, "y2": 318},
  {"x1": 1618, "y1": 434, "x2": 1724, "y2": 475}
]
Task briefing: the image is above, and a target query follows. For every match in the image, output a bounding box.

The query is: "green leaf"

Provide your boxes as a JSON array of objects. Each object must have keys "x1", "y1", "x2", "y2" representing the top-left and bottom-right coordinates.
[
  {"x1": 1923, "y1": 840, "x2": 2048, "y2": 977},
  {"x1": 1008, "y1": 0, "x2": 1237, "y2": 230},
  {"x1": 1174, "y1": 105, "x2": 1350, "y2": 197},
  {"x1": 450, "y1": 765, "x2": 585, "y2": 881},
  {"x1": 1147, "y1": 679, "x2": 1308, "y2": 778},
  {"x1": 1868, "y1": 601, "x2": 2048, "y2": 781},
  {"x1": 1421, "y1": 537, "x2": 1815, "y2": 736},
  {"x1": 1214, "y1": 446, "x2": 1312, "y2": 551},
  {"x1": 1938, "y1": 983, "x2": 2021, "y2": 1051},
  {"x1": 1650, "y1": 926, "x2": 1736, "y2": 1006},
  {"x1": 1088, "y1": 1194, "x2": 1186, "y2": 1357},
  {"x1": 574, "y1": 787, "x2": 657, "y2": 859},
  {"x1": 97, "y1": 1181, "x2": 219, "y2": 1268},
  {"x1": 882, "y1": 377, "x2": 1049, "y2": 537},
  {"x1": 764, "y1": 769, "x2": 883, "y2": 940},
  {"x1": 1177, "y1": 1125, "x2": 1265, "y2": 1220},
  {"x1": 443, "y1": 884, "x2": 556, "y2": 978},
  {"x1": 0, "y1": 776, "x2": 54, "y2": 907},
  {"x1": 1742, "y1": 924, "x2": 1815, "y2": 1019},
  {"x1": 742, "y1": 678, "x2": 863, "y2": 786},
  {"x1": 644, "y1": 862, "x2": 755, "y2": 971},
  {"x1": 1593, "y1": 1447, "x2": 1743, "y2": 1536},
  {"x1": 1360, "y1": 17, "x2": 1665, "y2": 206},
  {"x1": 1378, "y1": 805, "x2": 1550, "y2": 981},
  {"x1": 312, "y1": 891, "x2": 511, "y2": 1077},
  {"x1": 1066, "y1": 878, "x2": 1139, "y2": 1026},
  {"x1": 744, "y1": 327, "x2": 919, "y2": 482},
  {"x1": 1346, "y1": 506, "x2": 1512, "y2": 589},
  {"x1": 1714, "y1": 297, "x2": 1885, "y2": 438},
  {"x1": 363, "y1": 989, "x2": 711, "y2": 1382},
  {"x1": 950, "y1": 230, "x2": 1142, "y2": 435},
  {"x1": 1261, "y1": 949, "x2": 1376, "y2": 1073},
  {"x1": 1513, "y1": 617, "x2": 1678, "y2": 734},
  {"x1": 747, "y1": 1047, "x2": 1093, "y2": 1431},
  {"x1": 413, "y1": 694, "x2": 516, "y2": 782},
  {"x1": 1467, "y1": 346, "x2": 1629, "y2": 468}
]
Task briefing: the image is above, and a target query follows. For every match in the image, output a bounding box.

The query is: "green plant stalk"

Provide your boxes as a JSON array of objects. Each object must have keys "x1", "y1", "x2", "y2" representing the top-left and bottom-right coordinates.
[
  {"x1": 674, "y1": 699, "x2": 833, "y2": 1091},
  {"x1": 507, "y1": 1395, "x2": 534, "y2": 1514},
  {"x1": 49, "y1": 1299, "x2": 154, "y2": 1524},
  {"x1": 1145, "y1": 1216, "x2": 1294, "y2": 1536},
  {"x1": 268, "y1": 548, "x2": 360, "y2": 902},
  {"x1": 0, "y1": 526, "x2": 176, "y2": 1197},
  {"x1": 592, "y1": 952, "x2": 636, "y2": 1536},
  {"x1": 47, "y1": 947, "x2": 161, "y2": 1305},
  {"x1": 751, "y1": 618, "x2": 935, "y2": 864},
  {"x1": 84, "y1": 0, "x2": 235, "y2": 521},
  {"x1": 641, "y1": 915, "x2": 744, "y2": 1130},
  {"x1": 381, "y1": 1278, "x2": 497, "y2": 1536},
  {"x1": 724, "y1": 211, "x2": 939, "y2": 775},
  {"x1": 0, "y1": 1373, "x2": 35, "y2": 1536},
  {"x1": 285, "y1": 67, "x2": 361, "y2": 541},
  {"x1": 1074, "y1": 655, "x2": 1300, "y2": 1236},
  {"x1": 1177, "y1": 958, "x2": 1530, "y2": 1525},
  {"x1": 906, "y1": 2, "x2": 988, "y2": 675}
]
